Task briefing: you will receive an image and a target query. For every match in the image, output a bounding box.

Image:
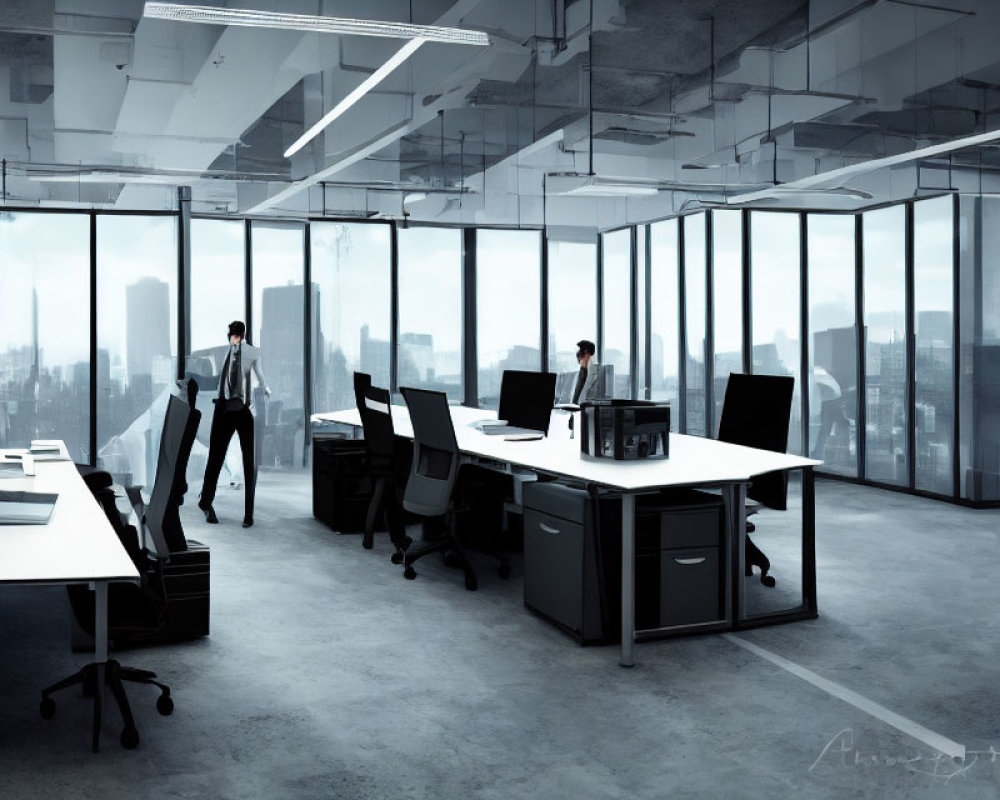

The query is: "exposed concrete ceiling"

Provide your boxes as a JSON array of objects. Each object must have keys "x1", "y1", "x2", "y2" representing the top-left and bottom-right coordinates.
[{"x1": 2, "y1": 0, "x2": 1000, "y2": 231}]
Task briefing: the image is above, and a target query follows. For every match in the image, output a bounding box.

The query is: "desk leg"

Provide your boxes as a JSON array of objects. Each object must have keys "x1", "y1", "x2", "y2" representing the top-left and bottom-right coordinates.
[
  {"x1": 620, "y1": 493, "x2": 635, "y2": 668},
  {"x1": 729, "y1": 483, "x2": 747, "y2": 625},
  {"x1": 92, "y1": 581, "x2": 108, "y2": 753}
]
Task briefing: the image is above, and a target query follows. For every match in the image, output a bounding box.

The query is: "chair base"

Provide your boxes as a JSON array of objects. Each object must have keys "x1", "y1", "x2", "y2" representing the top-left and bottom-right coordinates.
[
  {"x1": 402, "y1": 513, "x2": 510, "y2": 591},
  {"x1": 744, "y1": 532, "x2": 776, "y2": 588},
  {"x1": 40, "y1": 660, "x2": 172, "y2": 751}
]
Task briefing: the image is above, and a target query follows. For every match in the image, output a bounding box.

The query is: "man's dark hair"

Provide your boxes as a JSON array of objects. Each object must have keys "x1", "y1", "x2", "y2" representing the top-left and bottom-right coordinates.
[
  {"x1": 576, "y1": 339, "x2": 596, "y2": 356},
  {"x1": 228, "y1": 320, "x2": 246, "y2": 338}
]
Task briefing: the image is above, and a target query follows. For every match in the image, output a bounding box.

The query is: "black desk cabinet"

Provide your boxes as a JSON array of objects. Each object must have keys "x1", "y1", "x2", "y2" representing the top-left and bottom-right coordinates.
[
  {"x1": 523, "y1": 482, "x2": 725, "y2": 643},
  {"x1": 312, "y1": 436, "x2": 372, "y2": 534}
]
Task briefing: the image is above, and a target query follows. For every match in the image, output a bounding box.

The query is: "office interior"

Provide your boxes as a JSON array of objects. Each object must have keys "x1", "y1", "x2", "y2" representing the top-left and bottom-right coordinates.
[{"x1": 2, "y1": 0, "x2": 1000, "y2": 797}]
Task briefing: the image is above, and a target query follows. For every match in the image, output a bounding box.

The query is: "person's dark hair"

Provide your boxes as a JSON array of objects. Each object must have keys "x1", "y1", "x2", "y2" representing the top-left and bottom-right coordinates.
[
  {"x1": 228, "y1": 321, "x2": 246, "y2": 338},
  {"x1": 576, "y1": 339, "x2": 596, "y2": 357}
]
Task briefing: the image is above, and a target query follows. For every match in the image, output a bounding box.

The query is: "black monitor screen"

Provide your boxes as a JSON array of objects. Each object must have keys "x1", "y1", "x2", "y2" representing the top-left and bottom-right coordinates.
[{"x1": 497, "y1": 370, "x2": 558, "y2": 433}]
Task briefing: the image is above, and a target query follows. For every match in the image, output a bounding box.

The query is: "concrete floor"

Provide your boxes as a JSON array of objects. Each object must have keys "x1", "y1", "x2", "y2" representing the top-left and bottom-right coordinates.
[{"x1": 1, "y1": 472, "x2": 999, "y2": 799}]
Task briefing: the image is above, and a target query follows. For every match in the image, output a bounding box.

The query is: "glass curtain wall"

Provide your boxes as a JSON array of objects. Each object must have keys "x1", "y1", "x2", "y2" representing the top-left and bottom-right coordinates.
[
  {"x1": 96, "y1": 215, "x2": 178, "y2": 487},
  {"x1": 807, "y1": 214, "x2": 858, "y2": 476},
  {"x1": 635, "y1": 225, "x2": 648, "y2": 399},
  {"x1": 251, "y1": 223, "x2": 306, "y2": 471},
  {"x1": 750, "y1": 212, "x2": 802, "y2": 454},
  {"x1": 397, "y1": 227, "x2": 462, "y2": 402},
  {"x1": 649, "y1": 218, "x2": 679, "y2": 430},
  {"x1": 547, "y1": 239, "x2": 597, "y2": 400},
  {"x1": 189, "y1": 219, "x2": 246, "y2": 356},
  {"x1": 311, "y1": 222, "x2": 391, "y2": 413},
  {"x1": 862, "y1": 205, "x2": 908, "y2": 485},
  {"x1": 683, "y1": 214, "x2": 707, "y2": 435},
  {"x1": 712, "y1": 210, "x2": 743, "y2": 435},
  {"x1": 0, "y1": 212, "x2": 91, "y2": 462},
  {"x1": 601, "y1": 228, "x2": 631, "y2": 399},
  {"x1": 913, "y1": 196, "x2": 955, "y2": 495},
  {"x1": 477, "y1": 229, "x2": 541, "y2": 407}
]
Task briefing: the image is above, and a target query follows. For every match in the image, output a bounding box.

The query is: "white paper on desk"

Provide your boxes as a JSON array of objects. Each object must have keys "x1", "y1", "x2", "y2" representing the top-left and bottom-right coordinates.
[
  {"x1": 503, "y1": 433, "x2": 544, "y2": 441},
  {"x1": 0, "y1": 462, "x2": 25, "y2": 478}
]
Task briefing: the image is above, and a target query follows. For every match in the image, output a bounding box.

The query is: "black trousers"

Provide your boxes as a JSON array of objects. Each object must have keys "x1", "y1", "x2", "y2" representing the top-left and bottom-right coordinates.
[{"x1": 201, "y1": 403, "x2": 255, "y2": 518}]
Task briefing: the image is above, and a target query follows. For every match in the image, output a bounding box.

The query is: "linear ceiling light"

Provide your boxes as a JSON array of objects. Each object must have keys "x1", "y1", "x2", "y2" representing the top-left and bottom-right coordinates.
[
  {"x1": 283, "y1": 37, "x2": 423, "y2": 158},
  {"x1": 142, "y1": 2, "x2": 490, "y2": 45}
]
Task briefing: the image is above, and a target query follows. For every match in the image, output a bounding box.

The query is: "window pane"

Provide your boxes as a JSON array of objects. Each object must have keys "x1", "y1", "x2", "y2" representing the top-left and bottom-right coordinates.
[
  {"x1": 684, "y1": 214, "x2": 707, "y2": 435},
  {"x1": 397, "y1": 227, "x2": 462, "y2": 402},
  {"x1": 863, "y1": 205, "x2": 908, "y2": 484},
  {"x1": 548, "y1": 239, "x2": 597, "y2": 377},
  {"x1": 311, "y1": 222, "x2": 391, "y2": 413},
  {"x1": 750, "y1": 212, "x2": 802, "y2": 454},
  {"x1": 807, "y1": 214, "x2": 858, "y2": 477},
  {"x1": 0, "y1": 212, "x2": 90, "y2": 462},
  {"x1": 190, "y1": 219, "x2": 245, "y2": 355},
  {"x1": 96, "y1": 215, "x2": 178, "y2": 486},
  {"x1": 635, "y1": 225, "x2": 647, "y2": 399},
  {"x1": 601, "y1": 228, "x2": 631, "y2": 399},
  {"x1": 252, "y1": 223, "x2": 305, "y2": 470},
  {"x1": 650, "y1": 219, "x2": 679, "y2": 430},
  {"x1": 477, "y1": 229, "x2": 541, "y2": 408},
  {"x1": 914, "y1": 196, "x2": 954, "y2": 494},
  {"x1": 712, "y1": 210, "x2": 743, "y2": 435}
]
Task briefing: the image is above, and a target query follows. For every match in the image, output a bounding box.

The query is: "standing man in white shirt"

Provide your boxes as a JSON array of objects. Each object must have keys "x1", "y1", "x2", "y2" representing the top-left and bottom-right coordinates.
[{"x1": 198, "y1": 321, "x2": 270, "y2": 528}]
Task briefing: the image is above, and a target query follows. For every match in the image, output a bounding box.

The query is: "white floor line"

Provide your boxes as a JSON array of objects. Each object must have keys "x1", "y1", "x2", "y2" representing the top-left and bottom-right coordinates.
[{"x1": 723, "y1": 633, "x2": 965, "y2": 761}]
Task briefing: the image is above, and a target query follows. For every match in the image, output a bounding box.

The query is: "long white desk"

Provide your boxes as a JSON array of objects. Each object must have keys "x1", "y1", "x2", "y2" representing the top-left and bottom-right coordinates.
[
  {"x1": 0, "y1": 450, "x2": 139, "y2": 749},
  {"x1": 314, "y1": 405, "x2": 820, "y2": 666}
]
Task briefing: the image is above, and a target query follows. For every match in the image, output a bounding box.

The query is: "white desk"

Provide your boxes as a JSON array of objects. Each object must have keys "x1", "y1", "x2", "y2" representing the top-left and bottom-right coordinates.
[
  {"x1": 314, "y1": 406, "x2": 820, "y2": 666},
  {"x1": 0, "y1": 450, "x2": 139, "y2": 748}
]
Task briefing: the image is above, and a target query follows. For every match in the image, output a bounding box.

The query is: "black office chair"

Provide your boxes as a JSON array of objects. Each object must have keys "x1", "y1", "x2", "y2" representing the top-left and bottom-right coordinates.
[
  {"x1": 42, "y1": 478, "x2": 173, "y2": 751},
  {"x1": 358, "y1": 384, "x2": 412, "y2": 562},
  {"x1": 716, "y1": 372, "x2": 795, "y2": 589},
  {"x1": 399, "y1": 386, "x2": 509, "y2": 591}
]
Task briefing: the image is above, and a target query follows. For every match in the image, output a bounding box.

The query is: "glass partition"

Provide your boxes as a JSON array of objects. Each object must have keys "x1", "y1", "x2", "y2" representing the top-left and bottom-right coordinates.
[
  {"x1": 862, "y1": 205, "x2": 908, "y2": 485},
  {"x1": 913, "y1": 197, "x2": 954, "y2": 495},
  {"x1": 477, "y1": 229, "x2": 541, "y2": 407},
  {"x1": 547, "y1": 239, "x2": 597, "y2": 383},
  {"x1": 635, "y1": 225, "x2": 648, "y2": 399},
  {"x1": 650, "y1": 219, "x2": 679, "y2": 429},
  {"x1": 251, "y1": 223, "x2": 306, "y2": 470},
  {"x1": 189, "y1": 219, "x2": 245, "y2": 356},
  {"x1": 0, "y1": 212, "x2": 91, "y2": 462},
  {"x1": 601, "y1": 228, "x2": 631, "y2": 398},
  {"x1": 807, "y1": 214, "x2": 857, "y2": 476},
  {"x1": 96, "y1": 215, "x2": 178, "y2": 487},
  {"x1": 397, "y1": 227, "x2": 462, "y2": 402},
  {"x1": 311, "y1": 222, "x2": 391, "y2": 413},
  {"x1": 683, "y1": 214, "x2": 707, "y2": 435},
  {"x1": 712, "y1": 210, "x2": 743, "y2": 435}
]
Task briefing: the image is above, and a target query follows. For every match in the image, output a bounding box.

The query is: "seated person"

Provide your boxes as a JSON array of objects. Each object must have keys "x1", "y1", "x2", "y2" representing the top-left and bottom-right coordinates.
[{"x1": 573, "y1": 339, "x2": 600, "y2": 404}]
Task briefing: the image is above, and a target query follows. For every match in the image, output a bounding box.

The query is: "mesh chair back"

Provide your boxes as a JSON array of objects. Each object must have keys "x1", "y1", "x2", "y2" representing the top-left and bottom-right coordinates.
[
  {"x1": 400, "y1": 386, "x2": 459, "y2": 517},
  {"x1": 360, "y1": 385, "x2": 396, "y2": 475},
  {"x1": 717, "y1": 373, "x2": 795, "y2": 510}
]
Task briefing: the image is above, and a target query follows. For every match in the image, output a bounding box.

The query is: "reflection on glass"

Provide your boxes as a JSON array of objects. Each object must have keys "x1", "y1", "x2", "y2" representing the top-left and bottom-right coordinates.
[
  {"x1": 712, "y1": 210, "x2": 743, "y2": 435},
  {"x1": 913, "y1": 196, "x2": 954, "y2": 495},
  {"x1": 311, "y1": 222, "x2": 391, "y2": 413},
  {"x1": 602, "y1": 228, "x2": 631, "y2": 398},
  {"x1": 397, "y1": 227, "x2": 462, "y2": 402},
  {"x1": 863, "y1": 205, "x2": 907, "y2": 484},
  {"x1": 750, "y1": 212, "x2": 801, "y2": 454},
  {"x1": 548, "y1": 240, "x2": 597, "y2": 383},
  {"x1": 807, "y1": 214, "x2": 857, "y2": 477},
  {"x1": 650, "y1": 219, "x2": 679, "y2": 430},
  {"x1": 635, "y1": 226, "x2": 647, "y2": 399},
  {"x1": 684, "y1": 214, "x2": 707, "y2": 435},
  {"x1": 252, "y1": 223, "x2": 305, "y2": 471},
  {"x1": 477, "y1": 229, "x2": 541, "y2": 408},
  {"x1": 0, "y1": 213, "x2": 90, "y2": 462},
  {"x1": 96, "y1": 215, "x2": 178, "y2": 487}
]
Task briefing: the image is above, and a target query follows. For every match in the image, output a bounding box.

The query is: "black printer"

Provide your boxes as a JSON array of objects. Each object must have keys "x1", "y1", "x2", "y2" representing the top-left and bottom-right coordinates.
[{"x1": 579, "y1": 400, "x2": 670, "y2": 460}]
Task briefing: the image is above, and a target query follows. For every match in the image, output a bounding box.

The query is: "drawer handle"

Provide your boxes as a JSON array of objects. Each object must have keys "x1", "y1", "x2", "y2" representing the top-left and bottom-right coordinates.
[
  {"x1": 674, "y1": 557, "x2": 706, "y2": 566},
  {"x1": 539, "y1": 523, "x2": 560, "y2": 535}
]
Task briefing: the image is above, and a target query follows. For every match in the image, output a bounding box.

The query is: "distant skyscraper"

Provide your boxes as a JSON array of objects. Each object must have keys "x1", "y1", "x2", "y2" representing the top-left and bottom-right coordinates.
[
  {"x1": 260, "y1": 282, "x2": 315, "y2": 409},
  {"x1": 125, "y1": 277, "x2": 171, "y2": 383}
]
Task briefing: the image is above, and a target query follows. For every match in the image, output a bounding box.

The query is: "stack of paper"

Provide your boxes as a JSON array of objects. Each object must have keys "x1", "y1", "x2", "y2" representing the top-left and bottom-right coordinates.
[{"x1": 29, "y1": 441, "x2": 70, "y2": 462}]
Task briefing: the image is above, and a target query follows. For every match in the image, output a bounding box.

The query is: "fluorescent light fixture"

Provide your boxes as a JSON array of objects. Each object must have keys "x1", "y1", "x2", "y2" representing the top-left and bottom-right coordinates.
[
  {"x1": 403, "y1": 192, "x2": 427, "y2": 205},
  {"x1": 564, "y1": 182, "x2": 659, "y2": 197},
  {"x1": 283, "y1": 37, "x2": 424, "y2": 158},
  {"x1": 142, "y1": 3, "x2": 490, "y2": 45}
]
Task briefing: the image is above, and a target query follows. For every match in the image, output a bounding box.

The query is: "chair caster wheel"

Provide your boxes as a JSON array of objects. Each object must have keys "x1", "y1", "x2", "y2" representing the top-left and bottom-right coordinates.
[
  {"x1": 156, "y1": 694, "x2": 174, "y2": 716},
  {"x1": 498, "y1": 564, "x2": 511, "y2": 580},
  {"x1": 464, "y1": 574, "x2": 478, "y2": 591},
  {"x1": 362, "y1": 539, "x2": 374, "y2": 551},
  {"x1": 761, "y1": 574, "x2": 776, "y2": 588},
  {"x1": 120, "y1": 727, "x2": 140, "y2": 750},
  {"x1": 39, "y1": 697, "x2": 55, "y2": 720},
  {"x1": 403, "y1": 566, "x2": 417, "y2": 580},
  {"x1": 390, "y1": 551, "x2": 404, "y2": 565}
]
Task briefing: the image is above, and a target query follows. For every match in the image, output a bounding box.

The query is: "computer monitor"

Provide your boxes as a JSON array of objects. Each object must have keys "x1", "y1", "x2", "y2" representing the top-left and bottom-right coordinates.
[{"x1": 497, "y1": 370, "x2": 558, "y2": 434}]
